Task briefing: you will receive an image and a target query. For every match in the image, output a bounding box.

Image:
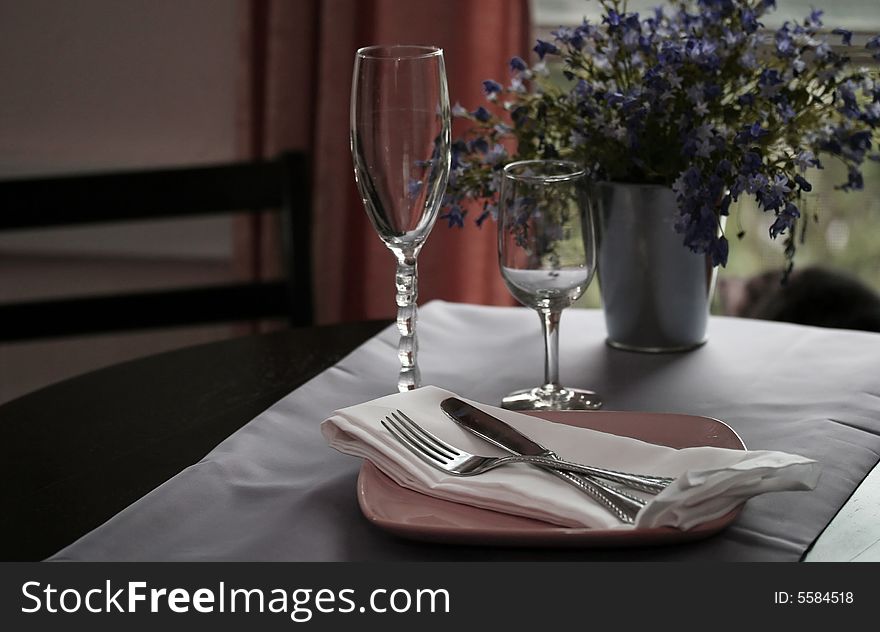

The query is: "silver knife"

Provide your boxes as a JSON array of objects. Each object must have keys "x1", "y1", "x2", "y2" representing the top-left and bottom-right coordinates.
[{"x1": 440, "y1": 397, "x2": 644, "y2": 524}]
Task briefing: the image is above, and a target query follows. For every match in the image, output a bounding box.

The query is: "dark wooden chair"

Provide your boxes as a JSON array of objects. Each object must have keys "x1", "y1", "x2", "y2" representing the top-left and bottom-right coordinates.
[{"x1": 0, "y1": 152, "x2": 312, "y2": 341}]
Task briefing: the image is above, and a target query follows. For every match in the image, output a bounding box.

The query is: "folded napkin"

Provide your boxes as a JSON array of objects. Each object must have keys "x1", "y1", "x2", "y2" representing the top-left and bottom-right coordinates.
[{"x1": 321, "y1": 386, "x2": 820, "y2": 530}]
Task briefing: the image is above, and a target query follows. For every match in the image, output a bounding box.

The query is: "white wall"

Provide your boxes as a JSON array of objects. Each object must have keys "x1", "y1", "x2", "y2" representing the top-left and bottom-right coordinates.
[
  {"x1": 0, "y1": 0, "x2": 244, "y2": 404},
  {"x1": 0, "y1": 0, "x2": 240, "y2": 259}
]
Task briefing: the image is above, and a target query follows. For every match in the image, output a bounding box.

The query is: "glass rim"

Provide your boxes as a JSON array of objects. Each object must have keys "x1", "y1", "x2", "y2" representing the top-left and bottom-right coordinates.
[
  {"x1": 503, "y1": 159, "x2": 587, "y2": 183},
  {"x1": 356, "y1": 45, "x2": 444, "y2": 60}
]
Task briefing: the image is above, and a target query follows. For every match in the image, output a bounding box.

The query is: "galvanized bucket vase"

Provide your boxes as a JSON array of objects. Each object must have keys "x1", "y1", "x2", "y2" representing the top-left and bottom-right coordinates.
[{"x1": 592, "y1": 182, "x2": 718, "y2": 353}]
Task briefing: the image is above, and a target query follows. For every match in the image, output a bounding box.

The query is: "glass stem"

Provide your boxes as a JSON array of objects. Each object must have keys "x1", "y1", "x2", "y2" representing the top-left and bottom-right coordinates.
[
  {"x1": 540, "y1": 309, "x2": 561, "y2": 389},
  {"x1": 395, "y1": 254, "x2": 420, "y2": 392}
]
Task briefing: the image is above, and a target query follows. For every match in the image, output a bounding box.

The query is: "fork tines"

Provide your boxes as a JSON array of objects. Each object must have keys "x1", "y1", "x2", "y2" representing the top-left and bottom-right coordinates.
[{"x1": 381, "y1": 409, "x2": 460, "y2": 466}]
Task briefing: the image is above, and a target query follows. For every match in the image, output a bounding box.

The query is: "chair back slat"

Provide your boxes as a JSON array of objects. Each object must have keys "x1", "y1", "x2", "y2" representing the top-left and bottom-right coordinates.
[{"x1": 0, "y1": 152, "x2": 312, "y2": 340}]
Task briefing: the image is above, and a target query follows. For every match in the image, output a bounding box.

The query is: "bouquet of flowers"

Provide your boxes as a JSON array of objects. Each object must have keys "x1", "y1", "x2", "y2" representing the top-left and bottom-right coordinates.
[{"x1": 443, "y1": 0, "x2": 880, "y2": 271}]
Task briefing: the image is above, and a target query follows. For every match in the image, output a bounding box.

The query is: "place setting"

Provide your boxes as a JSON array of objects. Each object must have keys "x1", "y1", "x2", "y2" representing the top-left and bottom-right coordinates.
[
  {"x1": 323, "y1": 386, "x2": 819, "y2": 547},
  {"x1": 340, "y1": 41, "x2": 824, "y2": 550}
]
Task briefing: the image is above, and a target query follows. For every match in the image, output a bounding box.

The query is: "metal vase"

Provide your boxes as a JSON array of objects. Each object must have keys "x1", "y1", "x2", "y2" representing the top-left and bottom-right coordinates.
[{"x1": 592, "y1": 182, "x2": 717, "y2": 353}]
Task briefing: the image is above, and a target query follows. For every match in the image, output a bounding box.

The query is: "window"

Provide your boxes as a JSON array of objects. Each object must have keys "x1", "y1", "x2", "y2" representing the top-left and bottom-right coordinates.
[{"x1": 534, "y1": 0, "x2": 880, "y2": 33}]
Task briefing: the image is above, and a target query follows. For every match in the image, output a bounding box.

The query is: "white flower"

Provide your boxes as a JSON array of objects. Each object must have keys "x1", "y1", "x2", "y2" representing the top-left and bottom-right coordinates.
[
  {"x1": 696, "y1": 138, "x2": 714, "y2": 158},
  {"x1": 770, "y1": 174, "x2": 792, "y2": 198},
  {"x1": 686, "y1": 83, "x2": 705, "y2": 103},
  {"x1": 609, "y1": 125, "x2": 628, "y2": 142},
  {"x1": 569, "y1": 129, "x2": 588, "y2": 148},
  {"x1": 694, "y1": 123, "x2": 714, "y2": 142},
  {"x1": 795, "y1": 150, "x2": 817, "y2": 171}
]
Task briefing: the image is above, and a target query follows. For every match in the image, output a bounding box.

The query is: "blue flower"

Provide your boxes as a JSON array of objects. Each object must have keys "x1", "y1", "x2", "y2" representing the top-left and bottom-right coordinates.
[
  {"x1": 574, "y1": 79, "x2": 592, "y2": 98},
  {"x1": 848, "y1": 130, "x2": 873, "y2": 155},
  {"x1": 794, "y1": 150, "x2": 818, "y2": 171},
  {"x1": 832, "y1": 29, "x2": 853, "y2": 46},
  {"x1": 604, "y1": 9, "x2": 621, "y2": 28},
  {"x1": 741, "y1": 151, "x2": 763, "y2": 174},
  {"x1": 776, "y1": 99, "x2": 796, "y2": 123},
  {"x1": 509, "y1": 56, "x2": 527, "y2": 72},
  {"x1": 704, "y1": 83, "x2": 722, "y2": 101},
  {"x1": 863, "y1": 102, "x2": 880, "y2": 126},
  {"x1": 482, "y1": 80, "x2": 503, "y2": 96},
  {"x1": 407, "y1": 179, "x2": 423, "y2": 197},
  {"x1": 439, "y1": 206, "x2": 465, "y2": 228},
  {"x1": 451, "y1": 103, "x2": 469, "y2": 118},
  {"x1": 756, "y1": 175, "x2": 791, "y2": 212},
  {"x1": 758, "y1": 69, "x2": 784, "y2": 97},
  {"x1": 484, "y1": 144, "x2": 507, "y2": 166},
  {"x1": 770, "y1": 174, "x2": 792, "y2": 198},
  {"x1": 683, "y1": 165, "x2": 703, "y2": 189},
  {"x1": 709, "y1": 235, "x2": 729, "y2": 267},
  {"x1": 450, "y1": 140, "x2": 468, "y2": 169},
  {"x1": 767, "y1": 217, "x2": 788, "y2": 239},
  {"x1": 741, "y1": 9, "x2": 761, "y2": 33},
  {"x1": 475, "y1": 207, "x2": 492, "y2": 227},
  {"x1": 734, "y1": 122, "x2": 767, "y2": 145},
  {"x1": 775, "y1": 29, "x2": 795, "y2": 57},
  {"x1": 841, "y1": 167, "x2": 864, "y2": 191},
  {"x1": 471, "y1": 106, "x2": 491, "y2": 123},
  {"x1": 606, "y1": 92, "x2": 626, "y2": 106},
  {"x1": 510, "y1": 106, "x2": 529, "y2": 128},
  {"x1": 553, "y1": 26, "x2": 585, "y2": 51},
  {"x1": 469, "y1": 137, "x2": 489, "y2": 154},
  {"x1": 533, "y1": 40, "x2": 559, "y2": 60},
  {"x1": 793, "y1": 175, "x2": 812, "y2": 192},
  {"x1": 748, "y1": 173, "x2": 769, "y2": 194},
  {"x1": 716, "y1": 158, "x2": 733, "y2": 175},
  {"x1": 760, "y1": 69, "x2": 781, "y2": 85},
  {"x1": 769, "y1": 202, "x2": 800, "y2": 238}
]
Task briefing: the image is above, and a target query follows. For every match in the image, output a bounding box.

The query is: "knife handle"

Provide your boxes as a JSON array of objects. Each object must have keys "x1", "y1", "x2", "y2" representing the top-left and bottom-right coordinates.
[
  {"x1": 542, "y1": 467, "x2": 642, "y2": 524},
  {"x1": 504, "y1": 455, "x2": 671, "y2": 494}
]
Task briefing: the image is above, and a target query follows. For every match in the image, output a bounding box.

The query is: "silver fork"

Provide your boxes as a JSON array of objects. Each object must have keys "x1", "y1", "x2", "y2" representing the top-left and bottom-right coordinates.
[
  {"x1": 380, "y1": 410, "x2": 672, "y2": 493},
  {"x1": 381, "y1": 410, "x2": 646, "y2": 524}
]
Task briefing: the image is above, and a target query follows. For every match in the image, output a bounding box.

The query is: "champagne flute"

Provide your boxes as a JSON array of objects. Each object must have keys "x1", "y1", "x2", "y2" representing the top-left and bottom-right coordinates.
[
  {"x1": 350, "y1": 45, "x2": 451, "y2": 391},
  {"x1": 497, "y1": 160, "x2": 602, "y2": 410}
]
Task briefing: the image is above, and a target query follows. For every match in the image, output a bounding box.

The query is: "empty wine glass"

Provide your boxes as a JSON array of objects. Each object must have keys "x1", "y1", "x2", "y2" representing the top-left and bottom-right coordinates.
[
  {"x1": 497, "y1": 160, "x2": 602, "y2": 410},
  {"x1": 350, "y1": 45, "x2": 451, "y2": 391}
]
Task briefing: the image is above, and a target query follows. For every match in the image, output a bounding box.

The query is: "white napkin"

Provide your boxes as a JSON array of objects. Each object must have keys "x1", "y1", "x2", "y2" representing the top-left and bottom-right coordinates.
[{"x1": 321, "y1": 386, "x2": 820, "y2": 530}]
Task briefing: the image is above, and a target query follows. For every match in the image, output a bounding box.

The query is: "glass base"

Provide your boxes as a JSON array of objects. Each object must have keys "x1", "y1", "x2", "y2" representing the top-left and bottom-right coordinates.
[
  {"x1": 605, "y1": 337, "x2": 707, "y2": 354},
  {"x1": 501, "y1": 385, "x2": 603, "y2": 411}
]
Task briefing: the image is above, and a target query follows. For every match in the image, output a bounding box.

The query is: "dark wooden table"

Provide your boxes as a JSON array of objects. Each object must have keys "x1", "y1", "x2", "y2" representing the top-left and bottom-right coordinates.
[{"x1": 0, "y1": 321, "x2": 386, "y2": 561}]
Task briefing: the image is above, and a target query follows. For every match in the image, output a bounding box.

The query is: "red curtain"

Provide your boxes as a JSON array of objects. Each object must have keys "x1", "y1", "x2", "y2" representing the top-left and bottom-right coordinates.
[{"x1": 237, "y1": 0, "x2": 530, "y2": 323}]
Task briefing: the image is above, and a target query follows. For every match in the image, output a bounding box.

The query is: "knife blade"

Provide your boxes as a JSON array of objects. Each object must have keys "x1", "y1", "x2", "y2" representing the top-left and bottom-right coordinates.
[
  {"x1": 439, "y1": 397, "x2": 554, "y2": 458},
  {"x1": 439, "y1": 397, "x2": 643, "y2": 524}
]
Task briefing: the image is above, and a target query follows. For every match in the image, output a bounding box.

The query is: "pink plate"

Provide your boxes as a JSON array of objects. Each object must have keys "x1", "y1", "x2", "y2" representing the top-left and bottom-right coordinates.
[{"x1": 357, "y1": 409, "x2": 746, "y2": 547}]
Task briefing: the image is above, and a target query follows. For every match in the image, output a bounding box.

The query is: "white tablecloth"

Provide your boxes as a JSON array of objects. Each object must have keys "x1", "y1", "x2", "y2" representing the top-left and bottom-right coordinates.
[{"x1": 50, "y1": 302, "x2": 880, "y2": 561}]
